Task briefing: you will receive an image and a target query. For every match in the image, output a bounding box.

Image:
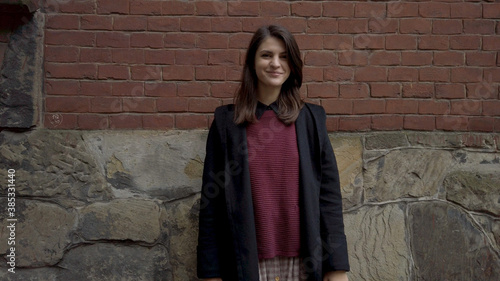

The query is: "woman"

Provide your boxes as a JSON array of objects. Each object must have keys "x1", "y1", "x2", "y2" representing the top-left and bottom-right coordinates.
[{"x1": 197, "y1": 25, "x2": 350, "y2": 281}]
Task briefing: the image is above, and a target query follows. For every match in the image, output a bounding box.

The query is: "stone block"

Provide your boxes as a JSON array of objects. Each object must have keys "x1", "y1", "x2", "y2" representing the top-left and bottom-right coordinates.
[
  {"x1": 364, "y1": 149, "x2": 452, "y2": 202},
  {"x1": 409, "y1": 202, "x2": 500, "y2": 280},
  {"x1": 0, "y1": 199, "x2": 76, "y2": 267},
  {"x1": 364, "y1": 132, "x2": 409, "y2": 150},
  {"x1": 78, "y1": 199, "x2": 162, "y2": 243},
  {"x1": 407, "y1": 132, "x2": 464, "y2": 148},
  {"x1": 344, "y1": 204, "x2": 410, "y2": 281}
]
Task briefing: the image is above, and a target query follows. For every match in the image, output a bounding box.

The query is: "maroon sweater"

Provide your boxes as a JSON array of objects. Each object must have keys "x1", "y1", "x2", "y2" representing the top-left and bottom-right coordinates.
[{"x1": 246, "y1": 104, "x2": 300, "y2": 259}]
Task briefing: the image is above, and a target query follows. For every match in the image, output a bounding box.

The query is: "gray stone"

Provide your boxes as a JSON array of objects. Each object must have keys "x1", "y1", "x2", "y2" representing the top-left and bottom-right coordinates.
[
  {"x1": 364, "y1": 149, "x2": 452, "y2": 202},
  {"x1": 443, "y1": 171, "x2": 500, "y2": 216},
  {"x1": 57, "y1": 243, "x2": 170, "y2": 281},
  {"x1": 82, "y1": 130, "x2": 207, "y2": 200},
  {"x1": 409, "y1": 201, "x2": 500, "y2": 281},
  {"x1": 407, "y1": 132, "x2": 465, "y2": 148},
  {"x1": 343, "y1": 204, "x2": 410, "y2": 281},
  {"x1": 364, "y1": 132, "x2": 409, "y2": 150},
  {"x1": 0, "y1": 130, "x2": 112, "y2": 205},
  {"x1": 78, "y1": 199, "x2": 162, "y2": 243},
  {"x1": 0, "y1": 267, "x2": 59, "y2": 281},
  {"x1": 0, "y1": 11, "x2": 43, "y2": 128},
  {"x1": 0, "y1": 199, "x2": 76, "y2": 267}
]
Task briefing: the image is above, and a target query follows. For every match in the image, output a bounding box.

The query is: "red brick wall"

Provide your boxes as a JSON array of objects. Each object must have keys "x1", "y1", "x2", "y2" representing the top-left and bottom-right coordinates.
[{"x1": 42, "y1": 0, "x2": 500, "y2": 131}]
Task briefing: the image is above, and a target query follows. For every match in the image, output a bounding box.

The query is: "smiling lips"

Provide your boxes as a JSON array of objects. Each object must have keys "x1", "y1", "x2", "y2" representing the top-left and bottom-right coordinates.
[{"x1": 267, "y1": 71, "x2": 283, "y2": 77}]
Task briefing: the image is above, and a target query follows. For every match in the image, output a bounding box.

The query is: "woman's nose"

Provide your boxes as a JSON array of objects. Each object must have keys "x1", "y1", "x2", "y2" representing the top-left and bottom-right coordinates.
[{"x1": 270, "y1": 56, "x2": 279, "y2": 67}]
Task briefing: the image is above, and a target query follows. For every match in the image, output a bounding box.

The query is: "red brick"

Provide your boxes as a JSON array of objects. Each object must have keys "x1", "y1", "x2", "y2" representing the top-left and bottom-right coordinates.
[
  {"x1": 45, "y1": 30, "x2": 95, "y2": 47},
  {"x1": 353, "y1": 35, "x2": 384, "y2": 50},
  {"x1": 483, "y1": 4, "x2": 500, "y2": 19},
  {"x1": 44, "y1": 113, "x2": 77, "y2": 129},
  {"x1": 483, "y1": 37, "x2": 500, "y2": 51},
  {"x1": 404, "y1": 115, "x2": 435, "y2": 131},
  {"x1": 164, "y1": 33, "x2": 196, "y2": 48},
  {"x1": 56, "y1": 0, "x2": 95, "y2": 14},
  {"x1": 176, "y1": 114, "x2": 208, "y2": 129},
  {"x1": 78, "y1": 114, "x2": 109, "y2": 130},
  {"x1": 324, "y1": 35, "x2": 352, "y2": 50},
  {"x1": 145, "y1": 82, "x2": 176, "y2": 97},
  {"x1": 436, "y1": 116, "x2": 468, "y2": 131},
  {"x1": 211, "y1": 82, "x2": 239, "y2": 98},
  {"x1": 130, "y1": 33, "x2": 163, "y2": 48},
  {"x1": 131, "y1": 66, "x2": 161, "y2": 81},
  {"x1": 496, "y1": 119, "x2": 500, "y2": 133},
  {"x1": 325, "y1": 117, "x2": 339, "y2": 132},
  {"x1": 451, "y1": 100, "x2": 482, "y2": 115},
  {"x1": 292, "y1": 2, "x2": 321, "y2": 17},
  {"x1": 241, "y1": 18, "x2": 276, "y2": 33},
  {"x1": 130, "y1": 0, "x2": 162, "y2": 15},
  {"x1": 98, "y1": 65, "x2": 129, "y2": 80},
  {"x1": 386, "y1": 99, "x2": 419, "y2": 114},
  {"x1": 419, "y1": 2, "x2": 450, "y2": 18},
  {"x1": 307, "y1": 19, "x2": 338, "y2": 34},
  {"x1": 467, "y1": 83, "x2": 498, "y2": 100},
  {"x1": 46, "y1": 63, "x2": 97, "y2": 79},
  {"x1": 466, "y1": 53, "x2": 496, "y2": 66},
  {"x1": 338, "y1": 51, "x2": 369, "y2": 66},
  {"x1": 46, "y1": 15, "x2": 79, "y2": 30},
  {"x1": 80, "y1": 48, "x2": 113, "y2": 63},
  {"x1": 81, "y1": 15, "x2": 113, "y2": 30},
  {"x1": 353, "y1": 100, "x2": 385, "y2": 114},
  {"x1": 145, "y1": 50, "x2": 174, "y2": 65},
  {"x1": 197, "y1": 34, "x2": 228, "y2": 49},
  {"x1": 388, "y1": 67, "x2": 418, "y2": 82},
  {"x1": 433, "y1": 52, "x2": 464, "y2": 66},
  {"x1": 323, "y1": 2, "x2": 354, "y2": 18},
  {"x1": 122, "y1": 97, "x2": 155, "y2": 113},
  {"x1": 483, "y1": 101, "x2": 500, "y2": 116},
  {"x1": 275, "y1": 18, "x2": 308, "y2": 33},
  {"x1": 90, "y1": 97, "x2": 122, "y2": 113},
  {"x1": 45, "y1": 46, "x2": 79, "y2": 63},
  {"x1": 114, "y1": 16, "x2": 147, "y2": 31},
  {"x1": 419, "y1": 67, "x2": 450, "y2": 82},
  {"x1": 354, "y1": 3, "x2": 386, "y2": 18},
  {"x1": 484, "y1": 68, "x2": 500, "y2": 82},
  {"x1": 418, "y1": 36, "x2": 448, "y2": 50},
  {"x1": 81, "y1": 81, "x2": 112, "y2": 96},
  {"x1": 450, "y1": 35, "x2": 481, "y2": 50},
  {"x1": 339, "y1": 83, "x2": 369, "y2": 98},
  {"x1": 401, "y1": 52, "x2": 433, "y2": 66},
  {"x1": 109, "y1": 115, "x2": 143, "y2": 129},
  {"x1": 195, "y1": 66, "x2": 225, "y2": 81},
  {"x1": 228, "y1": 33, "x2": 252, "y2": 49},
  {"x1": 180, "y1": 17, "x2": 211, "y2": 32},
  {"x1": 45, "y1": 80, "x2": 80, "y2": 96},
  {"x1": 433, "y1": 19, "x2": 462, "y2": 35},
  {"x1": 96, "y1": 32, "x2": 130, "y2": 48},
  {"x1": 163, "y1": 66, "x2": 194, "y2": 81},
  {"x1": 338, "y1": 117, "x2": 371, "y2": 132},
  {"x1": 402, "y1": 83, "x2": 434, "y2": 98},
  {"x1": 372, "y1": 115, "x2": 404, "y2": 131},
  {"x1": 161, "y1": 0, "x2": 194, "y2": 15},
  {"x1": 46, "y1": 97, "x2": 90, "y2": 113},
  {"x1": 295, "y1": 35, "x2": 323, "y2": 50},
  {"x1": 400, "y1": 19, "x2": 431, "y2": 34},
  {"x1": 322, "y1": 99, "x2": 352, "y2": 114},
  {"x1": 176, "y1": 50, "x2": 208, "y2": 65},
  {"x1": 370, "y1": 84, "x2": 401, "y2": 98},
  {"x1": 208, "y1": 50, "x2": 239, "y2": 65},
  {"x1": 261, "y1": 1, "x2": 289, "y2": 17},
  {"x1": 468, "y1": 117, "x2": 495, "y2": 132},
  {"x1": 450, "y1": 3, "x2": 482, "y2": 18},
  {"x1": 228, "y1": 1, "x2": 260, "y2": 16},
  {"x1": 387, "y1": 2, "x2": 418, "y2": 18},
  {"x1": 419, "y1": 100, "x2": 450, "y2": 115},
  {"x1": 307, "y1": 83, "x2": 338, "y2": 98},
  {"x1": 212, "y1": 17, "x2": 242, "y2": 32},
  {"x1": 112, "y1": 49, "x2": 144, "y2": 64},
  {"x1": 370, "y1": 51, "x2": 400, "y2": 66},
  {"x1": 188, "y1": 98, "x2": 221, "y2": 113},
  {"x1": 338, "y1": 19, "x2": 368, "y2": 34},
  {"x1": 148, "y1": 17, "x2": 179, "y2": 32},
  {"x1": 324, "y1": 67, "x2": 354, "y2": 82},
  {"x1": 97, "y1": 0, "x2": 129, "y2": 14},
  {"x1": 157, "y1": 97, "x2": 188, "y2": 112},
  {"x1": 368, "y1": 18, "x2": 398, "y2": 34},
  {"x1": 354, "y1": 67, "x2": 386, "y2": 82},
  {"x1": 386, "y1": 35, "x2": 417, "y2": 50},
  {"x1": 303, "y1": 67, "x2": 323, "y2": 82},
  {"x1": 464, "y1": 20, "x2": 496, "y2": 35},
  {"x1": 195, "y1": 1, "x2": 226, "y2": 16},
  {"x1": 177, "y1": 82, "x2": 210, "y2": 97},
  {"x1": 436, "y1": 84, "x2": 466, "y2": 99},
  {"x1": 112, "y1": 82, "x2": 144, "y2": 96},
  {"x1": 304, "y1": 52, "x2": 336, "y2": 67},
  {"x1": 451, "y1": 68, "x2": 482, "y2": 83},
  {"x1": 142, "y1": 115, "x2": 174, "y2": 129}
]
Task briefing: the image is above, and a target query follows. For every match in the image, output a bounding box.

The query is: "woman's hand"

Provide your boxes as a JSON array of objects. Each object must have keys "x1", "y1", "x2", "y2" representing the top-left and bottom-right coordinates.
[{"x1": 324, "y1": 270, "x2": 348, "y2": 281}]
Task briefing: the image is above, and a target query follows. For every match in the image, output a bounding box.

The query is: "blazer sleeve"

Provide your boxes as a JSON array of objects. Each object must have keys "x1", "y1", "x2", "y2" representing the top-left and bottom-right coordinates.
[
  {"x1": 197, "y1": 113, "x2": 225, "y2": 278},
  {"x1": 316, "y1": 106, "x2": 350, "y2": 273}
]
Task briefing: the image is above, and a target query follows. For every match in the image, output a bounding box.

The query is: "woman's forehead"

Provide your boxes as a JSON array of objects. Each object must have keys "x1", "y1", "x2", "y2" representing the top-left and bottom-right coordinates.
[{"x1": 257, "y1": 37, "x2": 286, "y2": 53}]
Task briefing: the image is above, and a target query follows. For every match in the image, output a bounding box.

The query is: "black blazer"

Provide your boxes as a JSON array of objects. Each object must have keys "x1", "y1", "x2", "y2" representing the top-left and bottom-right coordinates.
[{"x1": 197, "y1": 103, "x2": 350, "y2": 281}]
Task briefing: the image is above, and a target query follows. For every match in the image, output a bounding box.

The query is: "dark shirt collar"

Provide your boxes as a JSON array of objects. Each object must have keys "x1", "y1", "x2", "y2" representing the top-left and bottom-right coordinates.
[{"x1": 255, "y1": 101, "x2": 279, "y2": 119}]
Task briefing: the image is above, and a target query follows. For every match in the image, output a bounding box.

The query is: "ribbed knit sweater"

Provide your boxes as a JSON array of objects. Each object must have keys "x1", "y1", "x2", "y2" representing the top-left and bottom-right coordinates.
[{"x1": 246, "y1": 106, "x2": 300, "y2": 259}]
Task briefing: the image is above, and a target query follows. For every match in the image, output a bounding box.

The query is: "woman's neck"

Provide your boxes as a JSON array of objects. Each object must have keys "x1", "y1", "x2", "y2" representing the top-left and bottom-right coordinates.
[{"x1": 257, "y1": 84, "x2": 280, "y2": 105}]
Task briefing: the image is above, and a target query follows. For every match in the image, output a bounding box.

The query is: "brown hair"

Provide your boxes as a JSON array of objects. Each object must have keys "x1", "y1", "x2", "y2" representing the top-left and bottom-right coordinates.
[{"x1": 234, "y1": 25, "x2": 303, "y2": 125}]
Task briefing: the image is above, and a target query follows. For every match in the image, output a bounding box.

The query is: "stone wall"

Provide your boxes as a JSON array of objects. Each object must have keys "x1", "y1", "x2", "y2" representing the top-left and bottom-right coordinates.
[{"x1": 0, "y1": 129, "x2": 498, "y2": 280}]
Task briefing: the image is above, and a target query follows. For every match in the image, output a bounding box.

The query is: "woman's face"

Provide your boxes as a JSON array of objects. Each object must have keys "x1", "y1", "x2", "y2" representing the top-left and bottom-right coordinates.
[{"x1": 254, "y1": 36, "x2": 290, "y2": 92}]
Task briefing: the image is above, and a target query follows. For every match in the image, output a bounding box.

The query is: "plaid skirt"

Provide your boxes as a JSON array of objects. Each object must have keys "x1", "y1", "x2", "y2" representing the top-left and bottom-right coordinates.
[{"x1": 258, "y1": 256, "x2": 307, "y2": 281}]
